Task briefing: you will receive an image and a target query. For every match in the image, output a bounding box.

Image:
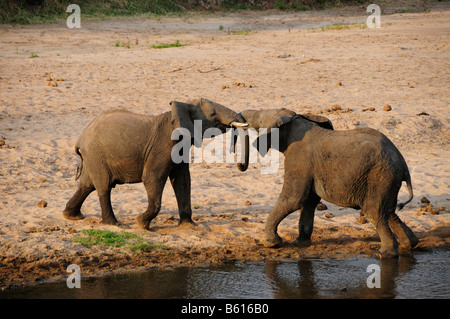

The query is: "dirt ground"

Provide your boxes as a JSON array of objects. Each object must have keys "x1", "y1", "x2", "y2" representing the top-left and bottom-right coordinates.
[{"x1": 0, "y1": 2, "x2": 449, "y2": 290}]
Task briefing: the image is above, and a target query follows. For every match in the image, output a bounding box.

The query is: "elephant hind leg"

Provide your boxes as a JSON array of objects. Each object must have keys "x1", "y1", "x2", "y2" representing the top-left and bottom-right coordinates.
[
  {"x1": 364, "y1": 205, "x2": 399, "y2": 258},
  {"x1": 293, "y1": 193, "x2": 321, "y2": 247},
  {"x1": 63, "y1": 177, "x2": 95, "y2": 220},
  {"x1": 388, "y1": 213, "x2": 419, "y2": 254}
]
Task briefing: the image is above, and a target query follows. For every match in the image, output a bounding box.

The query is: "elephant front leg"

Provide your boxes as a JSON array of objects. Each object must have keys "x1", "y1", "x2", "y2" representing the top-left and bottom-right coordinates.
[
  {"x1": 265, "y1": 175, "x2": 313, "y2": 248},
  {"x1": 137, "y1": 175, "x2": 167, "y2": 230},
  {"x1": 292, "y1": 193, "x2": 320, "y2": 247},
  {"x1": 169, "y1": 163, "x2": 197, "y2": 227}
]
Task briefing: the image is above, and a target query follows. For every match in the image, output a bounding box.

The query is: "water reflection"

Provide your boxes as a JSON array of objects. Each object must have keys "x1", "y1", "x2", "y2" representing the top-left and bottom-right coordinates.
[{"x1": 1, "y1": 250, "x2": 449, "y2": 299}]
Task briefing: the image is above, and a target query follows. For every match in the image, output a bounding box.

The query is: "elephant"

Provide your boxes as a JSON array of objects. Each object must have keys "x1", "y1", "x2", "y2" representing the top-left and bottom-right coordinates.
[
  {"x1": 237, "y1": 108, "x2": 418, "y2": 258},
  {"x1": 63, "y1": 98, "x2": 248, "y2": 229}
]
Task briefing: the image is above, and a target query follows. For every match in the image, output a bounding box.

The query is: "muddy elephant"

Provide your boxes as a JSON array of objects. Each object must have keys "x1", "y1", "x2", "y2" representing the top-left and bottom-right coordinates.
[
  {"x1": 63, "y1": 98, "x2": 248, "y2": 229},
  {"x1": 237, "y1": 108, "x2": 418, "y2": 258}
]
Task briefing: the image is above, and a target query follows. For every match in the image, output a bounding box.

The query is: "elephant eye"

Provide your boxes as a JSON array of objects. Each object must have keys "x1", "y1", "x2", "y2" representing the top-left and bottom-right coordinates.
[{"x1": 209, "y1": 111, "x2": 217, "y2": 117}]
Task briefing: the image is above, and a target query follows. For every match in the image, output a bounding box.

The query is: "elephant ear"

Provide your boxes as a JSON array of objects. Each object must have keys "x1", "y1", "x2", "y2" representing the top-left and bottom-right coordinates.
[
  {"x1": 300, "y1": 114, "x2": 334, "y2": 130},
  {"x1": 170, "y1": 101, "x2": 195, "y2": 135},
  {"x1": 170, "y1": 101, "x2": 202, "y2": 147}
]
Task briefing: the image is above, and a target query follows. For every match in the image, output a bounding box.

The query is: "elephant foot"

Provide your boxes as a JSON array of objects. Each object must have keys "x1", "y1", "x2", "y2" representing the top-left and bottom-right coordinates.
[
  {"x1": 63, "y1": 209, "x2": 85, "y2": 221},
  {"x1": 178, "y1": 218, "x2": 198, "y2": 228},
  {"x1": 101, "y1": 216, "x2": 119, "y2": 226},
  {"x1": 376, "y1": 248, "x2": 399, "y2": 259},
  {"x1": 136, "y1": 215, "x2": 151, "y2": 230},
  {"x1": 264, "y1": 235, "x2": 283, "y2": 248},
  {"x1": 292, "y1": 238, "x2": 311, "y2": 248}
]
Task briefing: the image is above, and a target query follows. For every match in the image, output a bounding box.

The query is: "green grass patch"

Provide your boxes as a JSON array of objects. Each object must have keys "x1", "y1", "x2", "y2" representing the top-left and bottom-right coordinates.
[
  {"x1": 73, "y1": 229, "x2": 164, "y2": 252},
  {"x1": 321, "y1": 22, "x2": 367, "y2": 31},
  {"x1": 151, "y1": 40, "x2": 186, "y2": 49}
]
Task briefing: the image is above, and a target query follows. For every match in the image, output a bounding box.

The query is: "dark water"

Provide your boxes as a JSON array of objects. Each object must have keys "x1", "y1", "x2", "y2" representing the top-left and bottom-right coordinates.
[{"x1": 1, "y1": 250, "x2": 449, "y2": 299}]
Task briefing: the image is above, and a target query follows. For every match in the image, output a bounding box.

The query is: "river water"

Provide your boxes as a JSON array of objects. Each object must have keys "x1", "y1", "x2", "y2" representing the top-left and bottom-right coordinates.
[{"x1": 1, "y1": 250, "x2": 449, "y2": 299}]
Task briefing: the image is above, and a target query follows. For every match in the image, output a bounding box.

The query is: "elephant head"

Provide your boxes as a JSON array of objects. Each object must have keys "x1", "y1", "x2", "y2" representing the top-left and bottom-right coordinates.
[
  {"x1": 170, "y1": 98, "x2": 248, "y2": 147},
  {"x1": 236, "y1": 108, "x2": 333, "y2": 172}
]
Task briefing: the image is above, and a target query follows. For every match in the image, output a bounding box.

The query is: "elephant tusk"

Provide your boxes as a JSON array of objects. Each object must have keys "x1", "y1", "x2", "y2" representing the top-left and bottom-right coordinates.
[{"x1": 230, "y1": 122, "x2": 249, "y2": 128}]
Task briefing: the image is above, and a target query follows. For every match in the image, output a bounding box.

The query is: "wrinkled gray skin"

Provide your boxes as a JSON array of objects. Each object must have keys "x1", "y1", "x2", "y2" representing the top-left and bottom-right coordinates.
[
  {"x1": 63, "y1": 98, "x2": 247, "y2": 229},
  {"x1": 238, "y1": 109, "x2": 418, "y2": 258}
]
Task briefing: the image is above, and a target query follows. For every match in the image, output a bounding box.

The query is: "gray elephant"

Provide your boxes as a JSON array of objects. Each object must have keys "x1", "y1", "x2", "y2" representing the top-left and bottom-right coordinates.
[
  {"x1": 63, "y1": 98, "x2": 248, "y2": 229},
  {"x1": 237, "y1": 108, "x2": 418, "y2": 258}
]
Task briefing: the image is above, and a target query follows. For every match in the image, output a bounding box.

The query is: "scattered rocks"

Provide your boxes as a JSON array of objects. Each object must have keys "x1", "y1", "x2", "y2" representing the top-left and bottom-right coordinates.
[
  {"x1": 46, "y1": 81, "x2": 58, "y2": 87},
  {"x1": 45, "y1": 76, "x2": 64, "y2": 87},
  {"x1": 383, "y1": 104, "x2": 392, "y2": 111},
  {"x1": 37, "y1": 200, "x2": 48, "y2": 208},
  {"x1": 316, "y1": 202, "x2": 328, "y2": 211},
  {"x1": 221, "y1": 84, "x2": 229, "y2": 90},
  {"x1": 316, "y1": 105, "x2": 352, "y2": 115},
  {"x1": 417, "y1": 204, "x2": 439, "y2": 215}
]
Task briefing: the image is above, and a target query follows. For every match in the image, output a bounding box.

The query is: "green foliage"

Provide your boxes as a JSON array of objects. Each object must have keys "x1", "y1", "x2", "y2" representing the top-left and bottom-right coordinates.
[
  {"x1": 273, "y1": 1, "x2": 308, "y2": 11},
  {"x1": 72, "y1": 229, "x2": 164, "y2": 252},
  {"x1": 0, "y1": 0, "x2": 181, "y2": 24},
  {"x1": 151, "y1": 40, "x2": 186, "y2": 49}
]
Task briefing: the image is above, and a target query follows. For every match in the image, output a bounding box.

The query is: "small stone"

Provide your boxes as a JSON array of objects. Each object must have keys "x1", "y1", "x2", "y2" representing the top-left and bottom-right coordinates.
[
  {"x1": 245, "y1": 200, "x2": 252, "y2": 206},
  {"x1": 383, "y1": 104, "x2": 392, "y2": 111},
  {"x1": 316, "y1": 202, "x2": 328, "y2": 211},
  {"x1": 242, "y1": 217, "x2": 249, "y2": 222},
  {"x1": 336, "y1": 81, "x2": 343, "y2": 86},
  {"x1": 37, "y1": 200, "x2": 48, "y2": 208},
  {"x1": 438, "y1": 206, "x2": 445, "y2": 211},
  {"x1": 330, "y1": 104, "x2": 341, "y2": 111},
  {"x1": 420, "y1": 197, "x2": 430, "y2": 204},
  {"x1": 323, "y1": 212, "x2": 334, "y2": 219}
]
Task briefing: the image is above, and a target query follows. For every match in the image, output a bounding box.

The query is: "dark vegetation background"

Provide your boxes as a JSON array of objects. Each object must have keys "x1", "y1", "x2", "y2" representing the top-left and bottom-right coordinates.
[{"x1": 0, "y1": 0, "x2": 381, "y2": 24}]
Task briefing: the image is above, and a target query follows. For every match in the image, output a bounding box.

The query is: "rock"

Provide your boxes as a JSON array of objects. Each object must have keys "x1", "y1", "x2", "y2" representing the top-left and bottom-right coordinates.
[
  {"x1": 420, "y1": 196, "x2": 430, "y2": 204},
  {"x1": 37, "y1": 200, "x2": 48, "y2": 208},
  {"x1": 438, "y1": 206, "x2": 446, "y2": 211},
  {"x1": 245, "y1": 200, "x2": 252, "y2": 206},
  {"x1": 362, "y1": 107, "x2": 376, "y2": 112},
  {"x1": 331, "y1": 104, "x2": 341, "y2": 111},
  {"x1": 323, "y1": 212, "x2": 334, "y2": 219},
  {"x1": 336, "y1": 81, "x2": 343, "y2": 86},
  {"x1": 383, "y1": 104, "x2": 392, "y2": 111},
  {"x1": 316, "y1": 202, "x2": 328, "y2": 211}
]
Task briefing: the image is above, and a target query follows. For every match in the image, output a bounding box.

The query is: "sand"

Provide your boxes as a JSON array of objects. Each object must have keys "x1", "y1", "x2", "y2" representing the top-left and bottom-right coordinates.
[{"x1": 0, "y1": 3, "x2": 449, "y2": 289}]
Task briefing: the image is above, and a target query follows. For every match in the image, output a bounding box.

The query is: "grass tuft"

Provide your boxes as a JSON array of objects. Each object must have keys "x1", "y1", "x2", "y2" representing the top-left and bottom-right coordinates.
[
  {"x1": 73, "y1": 229, "x2": 164, "y2": 252},
  {"x1": 151, "y1": 40, "x2": 186, "y2": 49}
]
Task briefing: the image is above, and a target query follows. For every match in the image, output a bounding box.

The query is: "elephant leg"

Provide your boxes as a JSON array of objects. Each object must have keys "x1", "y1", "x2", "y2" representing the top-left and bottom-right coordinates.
[
  {"x1": 388, "y1": 212, "x2": 419, "y2": 254},
  {"x1": 63, "y1": 183, "x2": 95, "y2": 220},
  {"x1": 264, "y1": 178, "x2": 311, "y2": 248},
  {"x1": 137, "y1": 172, "x2": 168, "y2": 230},
  {"x1": 364, "y1": 205, "x2": 398, "y2": 258},
  {"x1": 97, "y1": 187, "x2": 118, "y2": 225},
  {"x1": 293, "y1": 193, "x2": 321, "y2": 247},
  {"x1": 169, "y1": 163, "x2": 196, "y2": 226}
]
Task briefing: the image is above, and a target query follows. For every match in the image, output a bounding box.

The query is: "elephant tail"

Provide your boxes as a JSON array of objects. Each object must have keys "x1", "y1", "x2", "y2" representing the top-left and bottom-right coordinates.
[
  {"x1": 397, "y1": 170, "x2": 413, "y2": 211},
  {"x1": 75, "y1": 144, "x2": 83, "y2": 181}
]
